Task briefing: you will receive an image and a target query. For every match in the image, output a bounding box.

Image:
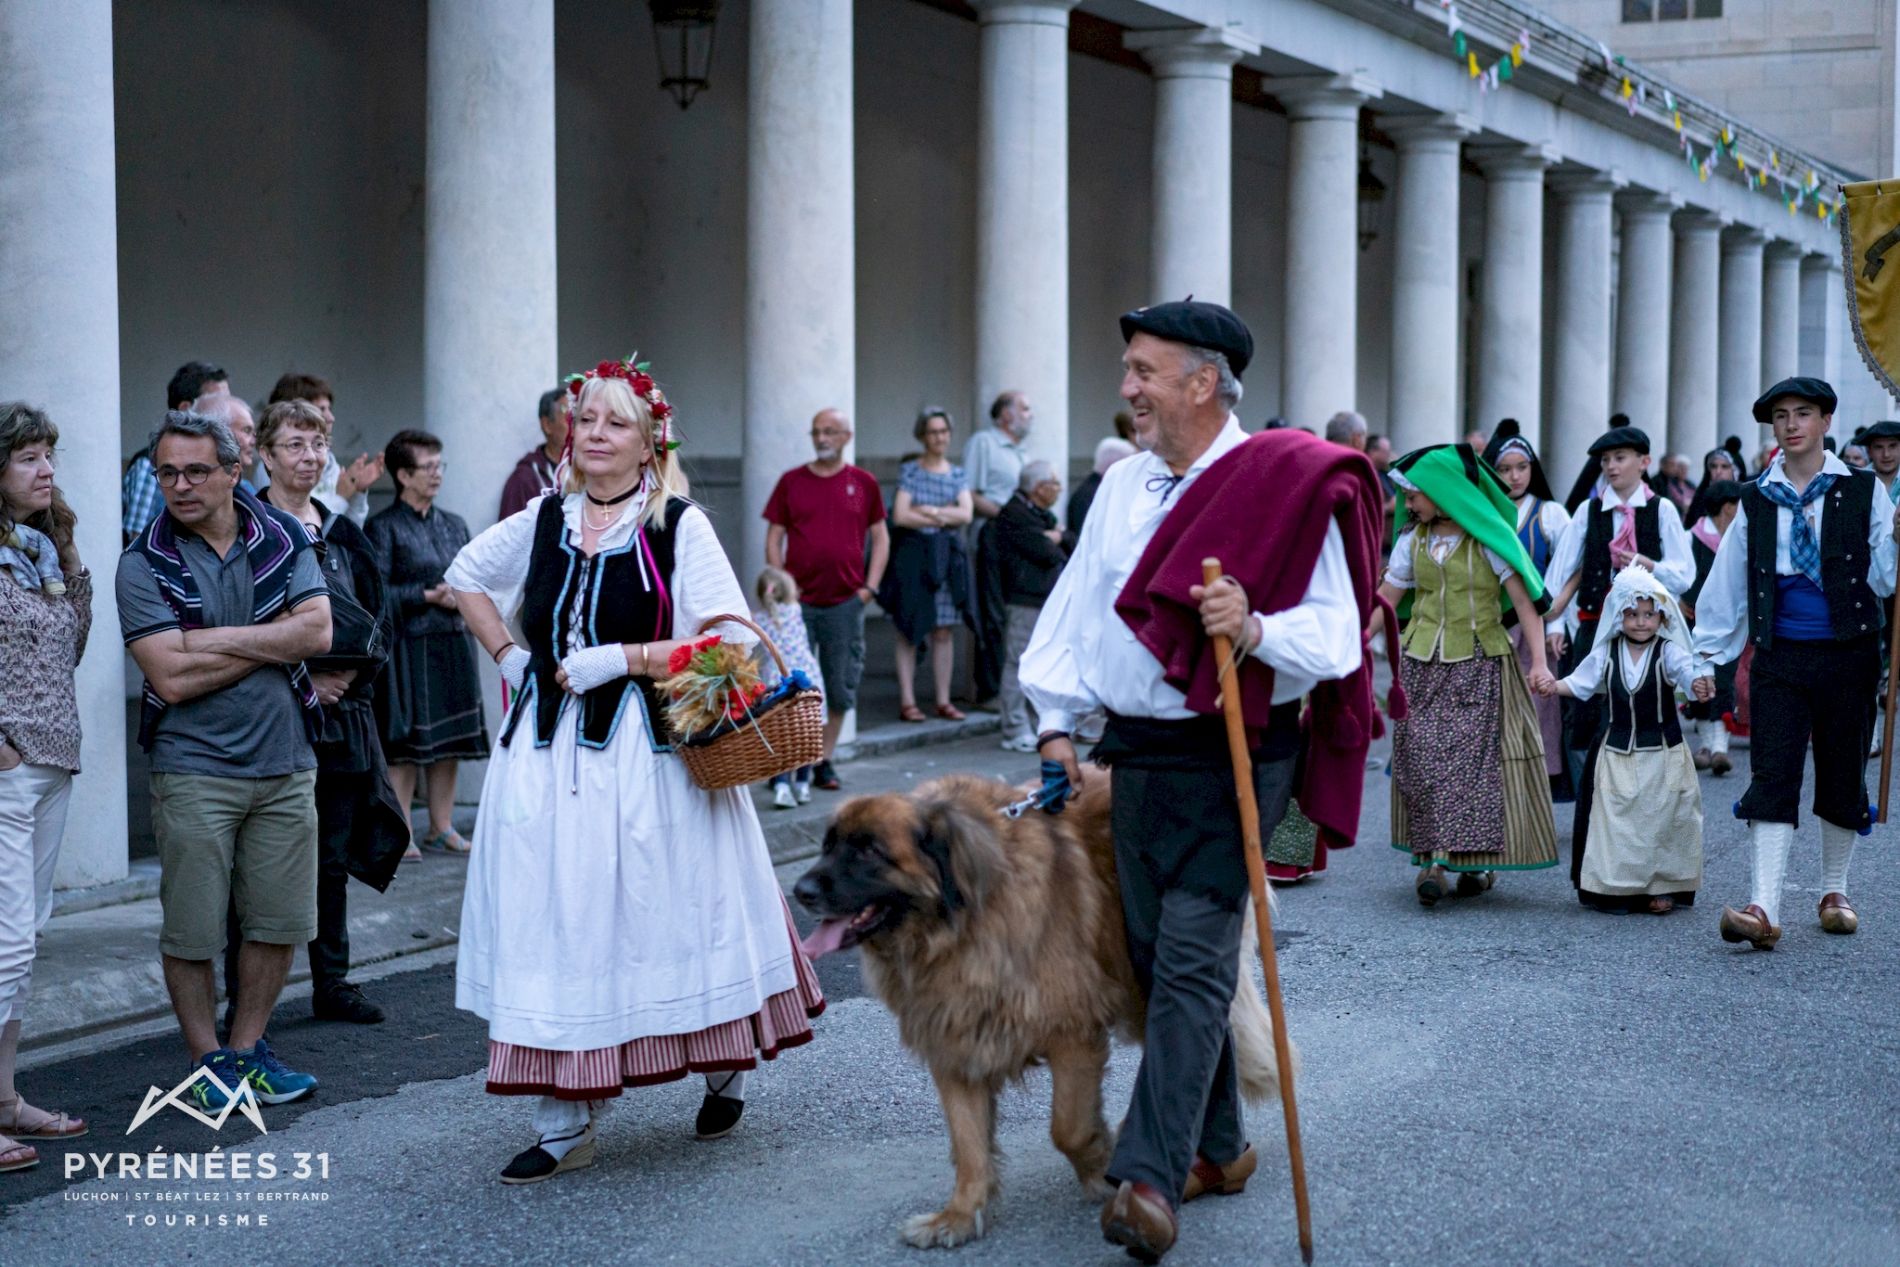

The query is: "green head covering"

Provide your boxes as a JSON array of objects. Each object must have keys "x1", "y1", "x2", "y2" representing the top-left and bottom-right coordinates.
[{"x1": 1389, "y1": 443, "x2": 1548, "y2": 618}]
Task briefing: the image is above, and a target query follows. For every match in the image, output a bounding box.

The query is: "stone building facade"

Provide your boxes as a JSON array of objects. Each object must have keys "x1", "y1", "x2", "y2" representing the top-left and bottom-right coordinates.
[{"x1": 0, "y1": 0, "x2": 1873, "y2": 891}]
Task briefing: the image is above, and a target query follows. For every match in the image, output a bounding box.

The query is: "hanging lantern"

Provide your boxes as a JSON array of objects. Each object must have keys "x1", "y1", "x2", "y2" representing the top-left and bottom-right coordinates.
[
  {"x1": 1357, "y1": 147, "x2": 1387, "y2": 253},
  {"x1": 649, "y1": 0, "x2": 720, "y2": 111}
]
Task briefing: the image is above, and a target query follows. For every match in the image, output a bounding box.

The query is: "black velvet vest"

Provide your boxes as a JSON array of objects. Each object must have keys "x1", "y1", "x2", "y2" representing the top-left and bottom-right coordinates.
[
  {"x1": 501, "y1": 495, "x2": 687, "y2": 751},
  {"x1": 1579, "y1": 498, "x2": 1662, "y2": 617},
  {"x1": 1602, "y1": 641, "x2": 1682, "y2": 754},
  {"x1": 1742, "y1": 472, "x2": 1880, "y2": 651}
]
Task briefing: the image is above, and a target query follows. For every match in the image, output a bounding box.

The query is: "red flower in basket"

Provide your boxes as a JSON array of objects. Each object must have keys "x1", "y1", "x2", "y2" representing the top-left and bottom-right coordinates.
[{"x1": 667, "y1": 643, "x2": 695, "y2": 675}]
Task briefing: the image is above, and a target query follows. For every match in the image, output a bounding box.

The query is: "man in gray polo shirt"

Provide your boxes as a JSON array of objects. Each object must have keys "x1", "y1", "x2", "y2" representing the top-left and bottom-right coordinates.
[
  {"x1": 118, "y1": 411, "x2": 332, "y2": 1112},
  {"x1": 966, "y1": 390, "x2": 1032, "y2": 700}
]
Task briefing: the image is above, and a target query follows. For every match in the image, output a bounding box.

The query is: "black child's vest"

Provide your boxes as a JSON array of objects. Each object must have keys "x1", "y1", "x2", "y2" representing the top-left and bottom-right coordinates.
[
  {"x1": 501, "y1": 494, "x2": 688, "y2": 752},
  {"x1": 1579, "y1": 497, "x2": 1662, "y2": 618},
  {"x1": 1741, "y1": 471, "x2": 1880, "y2": 651},
  {"x1": 1602, "y1": 640, "x2": 1682, "y2": 754}
]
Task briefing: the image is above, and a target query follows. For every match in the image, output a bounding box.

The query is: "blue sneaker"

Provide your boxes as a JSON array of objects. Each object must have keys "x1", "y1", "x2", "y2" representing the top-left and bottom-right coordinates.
[
  {"x1": 188, "y1": 1049, "x2": 243, "y2": 1113},
  {"x1": 237, "y1": 1038, "x2": 318, "y2": 1105}
]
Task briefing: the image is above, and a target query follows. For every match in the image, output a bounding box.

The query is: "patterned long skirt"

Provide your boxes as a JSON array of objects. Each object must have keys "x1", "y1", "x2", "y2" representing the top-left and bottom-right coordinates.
[{"x1": 1390, "y1": 650, "x2": 1559, "y2": 872}]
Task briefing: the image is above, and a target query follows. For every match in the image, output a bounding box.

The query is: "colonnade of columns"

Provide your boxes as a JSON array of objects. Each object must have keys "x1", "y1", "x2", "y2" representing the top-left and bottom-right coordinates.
[{"x1": 0, "y1": 1, "x2": 1850, "y2": 887}]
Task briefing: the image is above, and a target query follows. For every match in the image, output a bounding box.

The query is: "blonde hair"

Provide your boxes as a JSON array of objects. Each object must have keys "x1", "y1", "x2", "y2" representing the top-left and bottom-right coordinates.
[
  {"x1": 563, "y1": 375, "x2": 689, "y2": 529},
  {"x1": 755, "y1": 565, "x2": 800, "y2": 609}
]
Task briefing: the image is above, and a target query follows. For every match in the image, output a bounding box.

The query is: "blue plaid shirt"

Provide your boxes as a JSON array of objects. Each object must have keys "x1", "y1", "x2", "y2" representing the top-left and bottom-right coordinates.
[{"x1": 121, "y1": 453, "x2": 164, "y2": 542}]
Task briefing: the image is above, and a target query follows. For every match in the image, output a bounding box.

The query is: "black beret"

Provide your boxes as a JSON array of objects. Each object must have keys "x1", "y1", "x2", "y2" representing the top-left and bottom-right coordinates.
[
  {"x1": 1588, "y1": 425, "x2": 1650, "y2": 456},
  {"x1": 1752, "y1": 376, "x2": 1837, "y2": 424},
  {"x1": 1703, "y1": 479, "x2": 1745, "y2": 508},
  {"x1": 1859, "y1": 419, "x2": 1900, "y2": 441},
  {"x1": 1120, "y1": 300, "x2": 1254, "y2": 380}
]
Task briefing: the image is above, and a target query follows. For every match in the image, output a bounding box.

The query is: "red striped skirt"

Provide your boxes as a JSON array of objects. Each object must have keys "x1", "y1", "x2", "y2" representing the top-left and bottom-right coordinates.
[{"x1": 484, "y1": 909, "x2": 826, "y2": 1101}]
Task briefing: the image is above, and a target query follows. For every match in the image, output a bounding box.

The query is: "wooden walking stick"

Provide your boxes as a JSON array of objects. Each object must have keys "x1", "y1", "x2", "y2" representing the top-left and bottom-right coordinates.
[
  {"x1": 1201, "y1": 558, "x2": 1314, "y2": 1263},
  {"x1": 1881, "y1": 599, "x2": 1900, "y2": 823}
]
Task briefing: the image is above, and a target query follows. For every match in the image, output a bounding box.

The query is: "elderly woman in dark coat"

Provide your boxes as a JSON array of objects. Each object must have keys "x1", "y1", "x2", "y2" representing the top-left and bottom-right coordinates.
[
  {"x1": 877, "y1": 409, "x2": 974, "y2": 722},
  {"x1": 228, "y1": 400, "x2": 408, "y2": 1025},
  {"x1": 366, "y1": 429, "x2": 489, "y2": 858},
  {"x1": 992, "y1": 460, "x2": 1073, "y2": 751}
]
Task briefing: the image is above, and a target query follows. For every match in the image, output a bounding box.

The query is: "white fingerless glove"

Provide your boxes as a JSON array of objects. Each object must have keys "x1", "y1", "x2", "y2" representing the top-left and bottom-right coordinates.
[
  {"x1": 560, "y1": 644, "x2": 630, "y2": 695},
  {"x1": 498, "y1": 646, "x2": 532, "y2": 691}
]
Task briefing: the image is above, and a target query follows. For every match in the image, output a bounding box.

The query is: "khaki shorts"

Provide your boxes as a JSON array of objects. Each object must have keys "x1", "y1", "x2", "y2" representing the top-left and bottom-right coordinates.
[{"x1": 151, "y1": 770, "x2": 318, "y2": 960}]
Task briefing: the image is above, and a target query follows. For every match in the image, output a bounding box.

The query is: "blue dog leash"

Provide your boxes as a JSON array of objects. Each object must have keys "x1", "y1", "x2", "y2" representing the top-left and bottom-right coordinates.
[{"x1": 1001, "y1": 759, "x2": 1073, "y2": 819}]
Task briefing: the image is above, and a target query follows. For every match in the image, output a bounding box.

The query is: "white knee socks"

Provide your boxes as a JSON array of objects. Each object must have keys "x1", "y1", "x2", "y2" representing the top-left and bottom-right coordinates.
[
  {"x1": 1706, "y1": 719, "x2": 1730, "y2": 755},
  {"x1": 706, "y1": 1070, "x2": 747, "y2": 1102},
  {"x1": 1821, "y1": 821, "x2": 1857, "y2": 897},
  {"x1": 530, "y1": 1095, "x2": 605, "y2": 1160},
  {"x1": 1748, "y1": 822, "x2": 1794, "y2": 926}
]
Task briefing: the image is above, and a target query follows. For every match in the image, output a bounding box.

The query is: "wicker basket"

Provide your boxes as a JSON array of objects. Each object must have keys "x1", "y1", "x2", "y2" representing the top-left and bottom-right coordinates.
[{"x1": 673, "y1": 613, "x2": 827, "y2": 791}]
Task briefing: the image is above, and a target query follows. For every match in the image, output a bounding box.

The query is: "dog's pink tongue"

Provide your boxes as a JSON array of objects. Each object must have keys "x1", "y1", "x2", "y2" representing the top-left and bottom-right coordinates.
[{"x1": 800, "y1": 919, "x2": 852, "y2": 960}]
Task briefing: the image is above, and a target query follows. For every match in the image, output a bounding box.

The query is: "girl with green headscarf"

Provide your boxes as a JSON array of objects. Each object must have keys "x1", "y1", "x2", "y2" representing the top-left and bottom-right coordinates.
[{"x1": 1378, "y1": 444, "x2": 1561, "y2": 907}]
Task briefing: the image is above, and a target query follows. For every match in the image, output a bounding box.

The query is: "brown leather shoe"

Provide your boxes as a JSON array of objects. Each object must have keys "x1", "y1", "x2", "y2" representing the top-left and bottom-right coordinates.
[
  {"x1": 1819, "y1": 892, "x2": 1859, "y2": 935},
  {"x1": 1719, "y1": 903, "x2": 1782, "y2": 949},
  {"x1": 1709, "y1": 753, "x2": 1732, "y2": 776},
  {"x1": 1101, "y1": 1180, "x2": 1177, "y2": 1262},
  {"x1": 1182, "y1": 1143, "x2": 1256, "y2": 1203}
]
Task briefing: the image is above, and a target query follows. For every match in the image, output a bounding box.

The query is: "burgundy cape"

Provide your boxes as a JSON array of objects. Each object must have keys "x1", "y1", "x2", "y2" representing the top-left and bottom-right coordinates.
[{"x1": 1114, "y1": 429, "x2": 1401, "y2": 861}]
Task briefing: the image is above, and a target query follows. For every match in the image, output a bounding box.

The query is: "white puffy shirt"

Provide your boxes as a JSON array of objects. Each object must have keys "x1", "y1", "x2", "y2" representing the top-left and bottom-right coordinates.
[{"x1": 1020, "y1": 416, "x2": 1362, "y2": 734}]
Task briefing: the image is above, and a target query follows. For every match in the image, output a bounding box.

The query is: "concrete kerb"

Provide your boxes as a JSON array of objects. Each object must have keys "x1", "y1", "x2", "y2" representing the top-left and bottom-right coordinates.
[{"x1": 30, "y1": 716, "x2": 1010, "y2": 1056}]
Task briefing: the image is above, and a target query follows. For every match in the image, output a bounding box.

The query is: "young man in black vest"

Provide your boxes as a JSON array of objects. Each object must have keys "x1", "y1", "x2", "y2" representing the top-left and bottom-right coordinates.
[{"x1": 1692, "y1": 378, "x2": 1900, "y2": 948}]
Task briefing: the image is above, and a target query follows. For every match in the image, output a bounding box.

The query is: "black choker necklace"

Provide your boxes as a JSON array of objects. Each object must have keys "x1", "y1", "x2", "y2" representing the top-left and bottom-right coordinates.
[{"x1": 585, "y1": 482, "x2": 641, "y2": 507}]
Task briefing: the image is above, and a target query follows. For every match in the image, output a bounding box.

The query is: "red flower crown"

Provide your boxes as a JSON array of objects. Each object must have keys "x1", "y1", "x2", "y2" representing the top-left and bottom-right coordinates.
[{"x1": 563, "y1": 353, "x2": 679, "y2": 454}]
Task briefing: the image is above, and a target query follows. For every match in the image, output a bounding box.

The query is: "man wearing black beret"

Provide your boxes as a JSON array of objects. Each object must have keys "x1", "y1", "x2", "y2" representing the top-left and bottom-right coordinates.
[
  {"x1": 1692, "y1": 377, "x2": 1900, "y2": 948},
  {"x1": 1859, "y1": 419, "x2": 1900, "y2": 505},
  {"x1": 1024, "y1": 300, "x2": 1383, "y2": 1260}
]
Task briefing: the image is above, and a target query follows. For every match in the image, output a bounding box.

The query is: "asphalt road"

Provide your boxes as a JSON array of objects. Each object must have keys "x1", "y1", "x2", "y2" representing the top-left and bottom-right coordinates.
[{"x1": 7, "y1": 744, "x2": 1899, "y2": 1266}]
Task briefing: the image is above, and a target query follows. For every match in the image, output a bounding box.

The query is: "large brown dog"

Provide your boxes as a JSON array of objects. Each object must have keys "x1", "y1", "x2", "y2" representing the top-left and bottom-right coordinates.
[{"x1": 793, "y1": 773, "x2": 1286, "y2": 1249}]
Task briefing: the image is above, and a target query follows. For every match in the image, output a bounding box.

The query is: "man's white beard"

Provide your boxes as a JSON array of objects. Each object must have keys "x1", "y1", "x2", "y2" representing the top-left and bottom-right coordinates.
[{"x1": 813, "y1": 446, "x2": 839, "y2": 462}]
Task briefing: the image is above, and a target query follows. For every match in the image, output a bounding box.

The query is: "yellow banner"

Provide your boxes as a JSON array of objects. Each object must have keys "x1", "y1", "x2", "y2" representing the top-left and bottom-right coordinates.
[{"x1": 1841, "y1": 178, "x2": 1900, "y2": 398}]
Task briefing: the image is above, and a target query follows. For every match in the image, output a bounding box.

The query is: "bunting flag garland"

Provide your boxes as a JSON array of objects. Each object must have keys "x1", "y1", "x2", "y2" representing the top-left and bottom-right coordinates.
[{"x1": 1437, "y1": 12, "x2": 1833, "y2": 221}]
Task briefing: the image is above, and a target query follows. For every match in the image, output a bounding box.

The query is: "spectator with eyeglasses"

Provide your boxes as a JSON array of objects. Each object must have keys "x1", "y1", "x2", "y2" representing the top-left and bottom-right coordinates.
[
  {"x1": 123, "y1": 361, "x2": 228, "y2": 543},
  {"x1": 117, "y1": 409, "x2": 333, "y2": 1115},
  {"x1": 267, "y1": 373, "x2": 379, "y2": 526},
  {"x1": 365, "y1": 430, "x2": 489, "y2": 858},
  {"x1": 225, "y1": 401, "x2": 407, "y2": 1028}
]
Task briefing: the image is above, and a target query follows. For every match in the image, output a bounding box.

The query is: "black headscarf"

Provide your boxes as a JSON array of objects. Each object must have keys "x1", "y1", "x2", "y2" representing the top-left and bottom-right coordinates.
[
  {"x1": 1480, "y1": 418, "x2": 1554, "y2": 503},
  {"x1": 1684, "y1": 446, "x2": 1744, "y2": 527}
]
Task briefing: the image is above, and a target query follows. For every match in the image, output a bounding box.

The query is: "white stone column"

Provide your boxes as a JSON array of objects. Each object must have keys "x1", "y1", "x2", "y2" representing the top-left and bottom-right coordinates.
[
  {"x1": 1717, "y1": 226, "x2": 1766, "y2": 448},
  {"x1": 1547, "y1": 169, "x2": 1622, "y2": 472},
  {"x1": 1384, "y1": 113, "x2": 1473, "y2": 454},
  {"x1": 974, "y1": 0, "x2": 1076, "y2": 483},
  {"x1": 1277, "y1": 73, "x2": 1381, "y2": 428},
  {"x1": 1125, "y1": 27, "x2": 1259, "y2": 308},
  {"x1": 1761, "y1": 240, "x2": 1804, "y2": 385},
  {"x1": 1612, "y1": 190, "x2": 1679, "y2": 437},
  {"x1": 424, "y1": 0, "x2": 557, "y2": 535},
  {"x1": 1474, "y1": 145, "x2": 1555, "y2": 447},
  {"x1": 1800, "y1": 252, "x2": 1849, "y2": 438},
  {"x1": 1667, "y1": 210, "x2": 1724, "y2": 459},
  {"x1": 1800, "y1": 252, "x2": 1845, "y2": 381},
  {"x1": 0, "y1": 0, "x2": 128, "y2": 888},
  {"x1": 745, "y1": 0, "x2": 855, "y2": 583}
]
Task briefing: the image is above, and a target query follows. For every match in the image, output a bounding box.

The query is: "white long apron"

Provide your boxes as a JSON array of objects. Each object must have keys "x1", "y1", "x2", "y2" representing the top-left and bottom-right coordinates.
[{"x1": 447, "y1": 493, "x2": 797, "y2": 1052}]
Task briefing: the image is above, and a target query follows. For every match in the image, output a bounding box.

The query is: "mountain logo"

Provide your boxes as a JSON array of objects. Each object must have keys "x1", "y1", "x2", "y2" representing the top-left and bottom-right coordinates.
[{"x1": 126, "y1": 1067, "x2": 268, "y2": 1135}]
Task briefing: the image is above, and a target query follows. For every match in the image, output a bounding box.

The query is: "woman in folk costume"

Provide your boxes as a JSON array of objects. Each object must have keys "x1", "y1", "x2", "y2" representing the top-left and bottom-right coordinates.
[
  {"x1": 1484, "y1": 421, "x2": 1571, "y2": 796},
  {"x1": 445, "y1": 358, "x2": 822, "y2": 1184},
  {"x1": 1380, "y1": 444, "x2": 1560, "y2": 907},
  {"x1": 1681, "y1": 479, "x2": 1744, "y2": 774},
  {"x1": 1541, "y1": 565, "x2": 1703, "y2": 914}
]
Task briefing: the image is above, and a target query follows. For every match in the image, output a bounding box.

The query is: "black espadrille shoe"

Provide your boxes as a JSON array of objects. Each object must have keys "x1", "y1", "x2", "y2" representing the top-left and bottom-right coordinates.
[
  {"x1": 499, "y1": 1134, "x2": 596, "y2": 1185},
  {"x1": 694, "y1": 1094, "x2": 745, "y2": 1141}
]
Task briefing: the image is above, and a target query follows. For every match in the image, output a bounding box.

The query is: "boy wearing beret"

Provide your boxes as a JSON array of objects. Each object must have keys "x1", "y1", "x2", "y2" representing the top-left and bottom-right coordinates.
[{"x1": 1692, "y1": 377, "x2": 1899, "y2": 948}]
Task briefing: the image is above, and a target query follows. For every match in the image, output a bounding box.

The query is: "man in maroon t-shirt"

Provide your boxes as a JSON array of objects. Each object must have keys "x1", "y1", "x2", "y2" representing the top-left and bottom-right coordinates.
[{"x1": 763, "y1": 408, "x2": 889, "y2": 789}]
